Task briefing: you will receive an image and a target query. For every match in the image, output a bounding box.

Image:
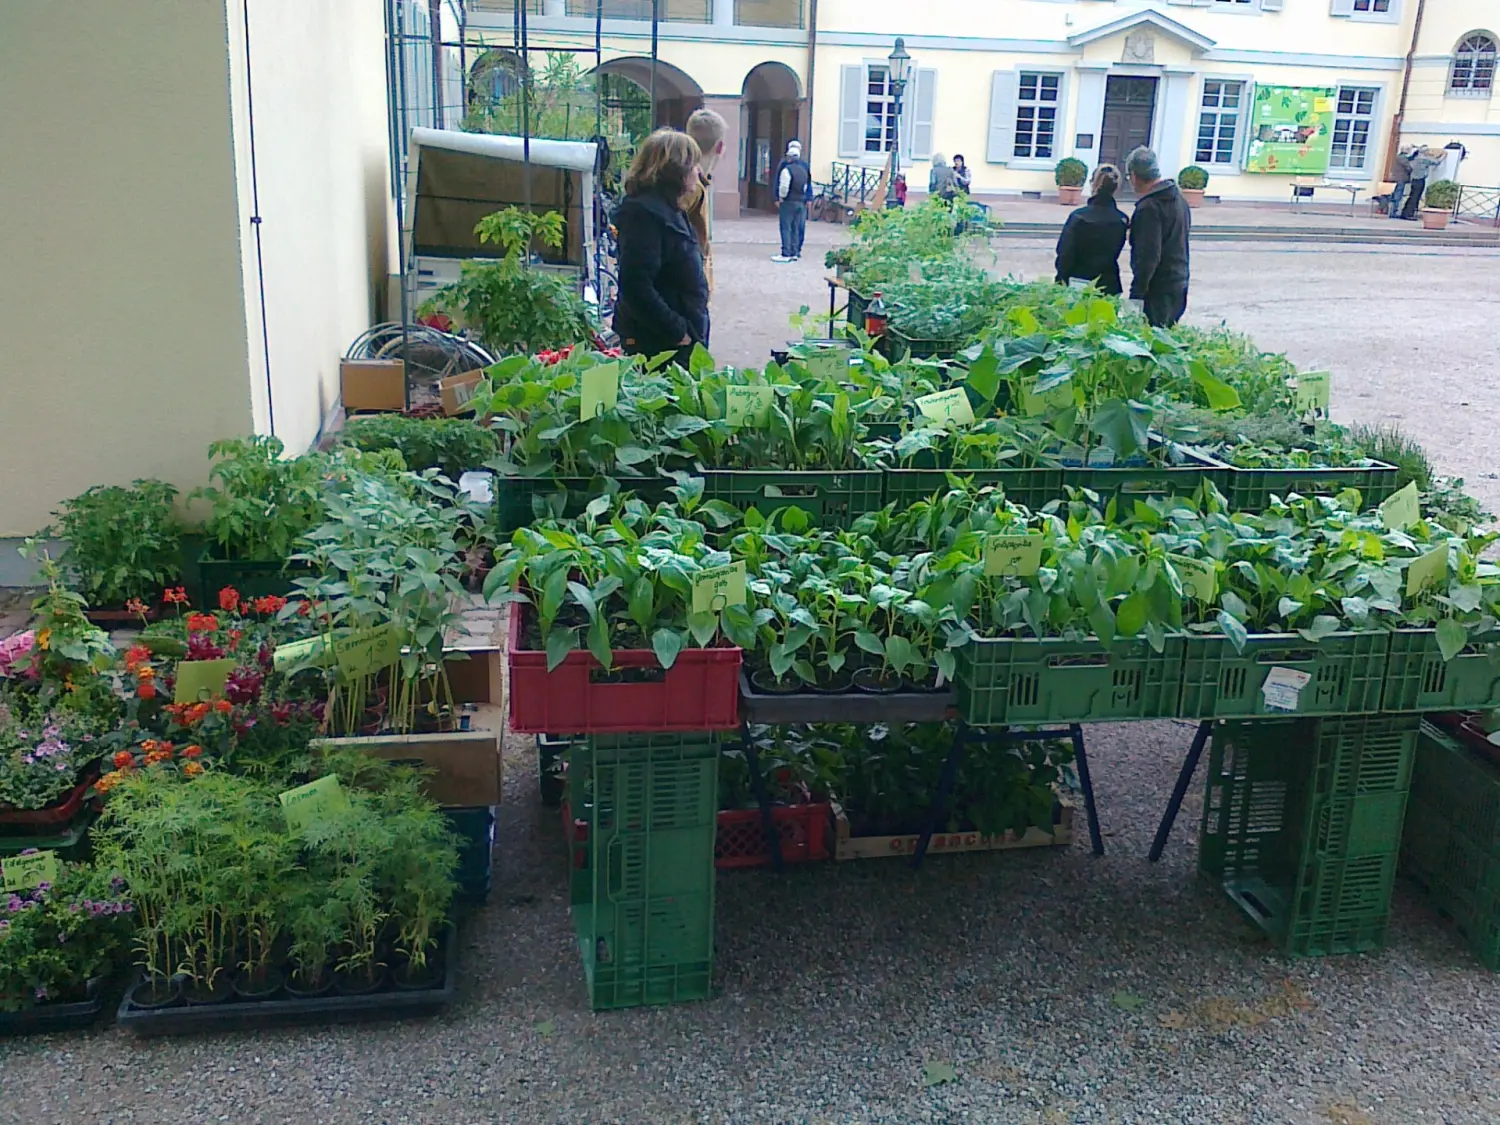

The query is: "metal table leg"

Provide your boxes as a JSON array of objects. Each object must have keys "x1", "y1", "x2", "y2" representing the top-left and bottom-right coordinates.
[
  {"x1": 912, "y1": 722, "x2": 968, "y2": 870},
  {"x1": 1069, "y1": 724, "x2": 1105, "y2": 857},
  {"x1": 739, "y1": 721, "x2": 783, "y2": 873},
  {"x1": 1148, "y1": 720, "x2": 1213, "y2": 863}
]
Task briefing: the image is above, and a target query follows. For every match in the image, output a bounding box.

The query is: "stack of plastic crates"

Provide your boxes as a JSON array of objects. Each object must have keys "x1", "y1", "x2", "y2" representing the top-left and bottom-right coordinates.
[
  {"x1": 1199, "y1": 714, "x2": 1420, "y2": 956},
  {"x1": 567, "y1": 732, "x2": 720, "y2": 1009},
  {"x1": 1402, "y1": 722, "x2": 1500, "y2": 969}
]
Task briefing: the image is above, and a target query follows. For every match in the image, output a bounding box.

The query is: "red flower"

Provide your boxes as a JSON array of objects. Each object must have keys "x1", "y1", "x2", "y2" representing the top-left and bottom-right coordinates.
[
  {"x1": 137, "y1": 681, "x2": 157, "y2": 701},
  {"x1": 218, "y1": 587, "x2": 241, "y2": 613},
  {"x1": 125, "y1": 598, "x2": 150, "y2": 616},
  {"x1": 112, "y1": 751, "x2": 134, "y2": 770},
  {"x1": 214, "y1": 699, "x2": 233, "y2": 714},
  {"x1": 183, "y1": 761, "x2": 205, "y2": 778},
  {"x1": 124, "y1": 644, "x2": 152, "y2": 673},
  {"x1": 297, "y1": 601, "x2": 311, "y2": 617},
  {"x1": 185, "y1": 613, "x2": 219, "y2": 634},
  {"x1": 162, "y1": 587, "x2": 189, "y2": 605},
  {"x1": 182, "y1": 745, "x2": 203, "y2": 759},
  {"x1": 252, "y1": 595, "x2": 287, "y2": 615}
]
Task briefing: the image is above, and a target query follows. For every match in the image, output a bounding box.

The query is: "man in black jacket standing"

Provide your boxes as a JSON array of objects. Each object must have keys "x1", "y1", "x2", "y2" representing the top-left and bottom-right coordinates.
[{"x1": 1125, "y1": 146, "x2": 1192, "y2": 328}]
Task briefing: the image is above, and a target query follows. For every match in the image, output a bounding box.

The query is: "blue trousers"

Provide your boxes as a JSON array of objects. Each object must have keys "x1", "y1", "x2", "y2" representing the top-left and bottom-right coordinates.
[{"x1": 779, "y1": 200, "x2": 807, "y2": 257}]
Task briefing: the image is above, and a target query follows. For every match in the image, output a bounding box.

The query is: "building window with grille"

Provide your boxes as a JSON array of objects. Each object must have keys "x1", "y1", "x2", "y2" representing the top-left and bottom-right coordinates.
[
  {"x1": 1195, "y1": 80, "x2": 1244, "y2": 166},
  {"x1": 1450, "y1": 33, "x2": 1498, "y2": 97},
  {"x1": 1352, "y1": 0, "x2": 1390, "y2": 12},
  {"x1": 863, "y1": 65, "x2": 897, "y2": 153},
  {"x1": 1014, "y1": 73, "x2": 1059, "y2": 160},
  {"x1": 1328, "y1": 87, "x2": 1377, "y2": 171}
]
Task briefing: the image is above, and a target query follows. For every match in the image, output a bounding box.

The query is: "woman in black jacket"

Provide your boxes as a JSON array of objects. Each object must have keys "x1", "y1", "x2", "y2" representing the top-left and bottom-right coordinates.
[
  {"x1": 613, "y1": 129, "x2": 710, "y2": 367},
  {"x1": 1054, "y1": 164, "x2": 1129, "y2": 295}
]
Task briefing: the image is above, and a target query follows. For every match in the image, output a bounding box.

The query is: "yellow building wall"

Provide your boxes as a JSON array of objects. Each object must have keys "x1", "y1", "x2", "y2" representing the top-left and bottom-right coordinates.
[{"x1": 0, "y1": 0, "x2": 253, "y2": 538}]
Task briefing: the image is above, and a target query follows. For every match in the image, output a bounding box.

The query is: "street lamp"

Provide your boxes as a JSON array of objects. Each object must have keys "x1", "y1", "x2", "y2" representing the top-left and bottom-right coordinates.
[{"x1": 884, "y1": 37, "x2": 912, "y2": 209}]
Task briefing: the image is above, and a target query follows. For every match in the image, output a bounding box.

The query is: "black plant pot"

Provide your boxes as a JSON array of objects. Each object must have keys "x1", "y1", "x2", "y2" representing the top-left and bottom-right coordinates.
[
  {"x1": 129, "y1": 977, "x2": 183, "y2": 1010},
  {"x1": 807, "y1": 668, "x2": 854, "y2": 695},
  {"x1": 284, "y1": 971, "x2": 334, "y2": 1000},
  {"x1": 333, "y1": 965, "x2": 389, "y2": 997},
  {"x1": 232, "y1": 967, "x2": 285, "y2": 1002},
  {"x1": 749, "y1": 667, "x2": 802, "y2": 695},
  {"x1": 392, "y1": 961, "x2": 441, "y2": 992},
  {"x1": 184, "y1": 976, "x2": 233, "y2": 1006},
  {"x1": 853, "y1": 667, "x2": 904, "y2": 695}
]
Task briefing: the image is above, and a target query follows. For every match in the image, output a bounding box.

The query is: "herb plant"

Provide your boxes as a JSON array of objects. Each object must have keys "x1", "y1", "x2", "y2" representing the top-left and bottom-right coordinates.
[{"x1": 51, "y1": 480, "x2": 183, "y2": 607}]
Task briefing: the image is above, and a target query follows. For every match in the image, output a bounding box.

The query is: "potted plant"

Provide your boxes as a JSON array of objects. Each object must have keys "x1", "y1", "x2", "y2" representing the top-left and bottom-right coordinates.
[
  {"x1": 1054, "y1": 158, "x2": 1088, "y2": 206},
  {"x1": 50, "y1": 480, "x2": 184, "y2": 620},
  {"x1": 1178, "y1": 165, "x2": 1210, "y2": 208},
  {"x1": 825, "y1": 246, "x2": 854, "y2": 279},
  {"x1": 1422, "y1": 180, "x2": 1460, "y2": 230}
]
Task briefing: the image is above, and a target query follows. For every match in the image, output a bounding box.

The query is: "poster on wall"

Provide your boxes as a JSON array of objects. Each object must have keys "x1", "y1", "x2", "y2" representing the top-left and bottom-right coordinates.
[
  {"x1": 1244, "y1": 86, "x2": 1335, "y2": 174},
  {"x1": 755, "y1": 139, "x2": 771, "y2": 185}
]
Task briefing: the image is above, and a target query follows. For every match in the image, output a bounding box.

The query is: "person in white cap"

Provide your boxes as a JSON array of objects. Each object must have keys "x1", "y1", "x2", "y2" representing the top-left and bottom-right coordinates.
[{"x1": 772, "y1": 139, "x2": 812, "y2": 262}]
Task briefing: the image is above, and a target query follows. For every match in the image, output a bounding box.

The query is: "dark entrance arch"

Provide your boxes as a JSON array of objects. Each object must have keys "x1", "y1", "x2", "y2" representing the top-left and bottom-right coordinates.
[
  {"x1": 594, "y1": 56, "x2": 705, "y2": 130},
  {"x1": 740, "y1": 62, "x2": 803, "y2": 213}
]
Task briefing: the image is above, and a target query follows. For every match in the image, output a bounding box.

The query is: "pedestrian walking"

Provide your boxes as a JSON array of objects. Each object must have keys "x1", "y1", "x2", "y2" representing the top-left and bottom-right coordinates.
[
  {"x1": 772, "y1": 139, "x2": 812, "y2": 262},
  {"x1": 683, "y1": 108, "x2": 726, "y2": 291},
  {"x1": 613, "y1": 129, "x2": 710, "y2": 369},
  {"x1": 1401, "y1": 146, "x2": 1445, "y2": 220},
  {"x1": 1125, "y1": 146, "x2": 1192, "y2": 328},
  {"x1": 1388, "y1": 145, "x2": 1415, "y2": 219},
  {"x1": 1054, "y1": 164, "x2": 1128, "y2": 295},
  {"x1": 951, "y1": 154, "x2": 972, "y2": 195},
  {"x1": 929, "y1": 154, "x2": 958, "y2": 203}
]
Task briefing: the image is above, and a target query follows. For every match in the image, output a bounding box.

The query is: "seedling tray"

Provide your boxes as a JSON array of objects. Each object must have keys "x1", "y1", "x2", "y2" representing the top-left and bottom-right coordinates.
[
  {"x1": 695, "y1": 469, "x2": 884, "y2": 529},
  {"x1": 116, "y1": 924, "x2": 457, "y2": 1036},
  {"x1": 0, "y1": 981, "x2": 107, "y2": 1036},
  {"x1": 492, "y1": 474, "x2": 674, "y2": 533},
  {"x1": 196, "y1": 549, "x2": 313, "y2": 606},
  {"x1": 738, "y1": 672, "x2": 954, "y2": 724},
  {"x1": 1223, "y1": 459, "x2": 1400, "y2": 513},
  {"x1": 1382, "y1": 629, "x2": 1500, "y2": 712},
  {"x1": 882, "y1": 466, "x2": 1068, "y2": 514},
  {"x1": 1179, "y1": 631, "x2": 1388, "y2": 719}
]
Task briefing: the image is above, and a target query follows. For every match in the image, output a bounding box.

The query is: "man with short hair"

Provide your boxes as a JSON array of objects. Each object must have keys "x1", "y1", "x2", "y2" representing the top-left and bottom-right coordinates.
[
  {"x1": 772, "y1": 139, "x2": 812, "y2": 263},
  {"x1": 1125, "y1": 146, "x2": 1192, "y2": 328},
  {"x1": 683, "y1": 108, "x2": 726, "y2": 289}
]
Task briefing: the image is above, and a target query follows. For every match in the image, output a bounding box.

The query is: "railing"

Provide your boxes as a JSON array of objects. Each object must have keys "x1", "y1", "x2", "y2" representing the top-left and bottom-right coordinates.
[
  {"x1": 828, "y1": 162, "x2": 884, "y2": 210},
  {"x1": 1455, "y1": 184, "x2": 1500, "y2": 225},
  {"x1": 735, "y1": 0, "x2": 803, "y2": 28},
  {"x1": 565, "y1": 0, "x2": 711, "y2": 19},
  {"x1": 465, "y1": 0, "x2": 545, "y2": 12}
]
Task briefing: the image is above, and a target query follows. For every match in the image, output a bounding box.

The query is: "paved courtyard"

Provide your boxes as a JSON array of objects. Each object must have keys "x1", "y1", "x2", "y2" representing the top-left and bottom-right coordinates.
[{"x1": 5, "y1": 217, "x2": 1500, "y2": 1125}]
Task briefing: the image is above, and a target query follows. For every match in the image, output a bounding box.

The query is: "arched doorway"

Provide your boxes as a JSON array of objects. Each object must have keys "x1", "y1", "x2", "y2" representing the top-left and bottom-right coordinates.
[
  {"x1": 594, "y1": 56, "x2": 705, "y2": 131},
  {"x1": 741, "y1": 62, "x2": 803, "y2": 213}
]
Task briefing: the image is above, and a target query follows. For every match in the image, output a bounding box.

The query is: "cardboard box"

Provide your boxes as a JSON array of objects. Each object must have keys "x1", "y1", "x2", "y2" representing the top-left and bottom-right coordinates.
[
  {"x1": 442, "y1": 647, "x2": 502, "y2": 706},
  {"x1": 439, "y1": 369, "x2": 486, "y2": 416},
  {"x1": 831, "y1": 798, "x2": 1073, "y2": 861},
  {"x1": 340, "y1": 358, "x2": 406, "y2": 413},
  {"x1": 311, "y1": 703, "x2": 503, "y2": 807}
]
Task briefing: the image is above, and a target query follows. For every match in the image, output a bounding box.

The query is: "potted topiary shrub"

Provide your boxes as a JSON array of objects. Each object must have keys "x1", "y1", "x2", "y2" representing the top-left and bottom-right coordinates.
[
  {"x1": 1054, "y1": 158, "x2": 1087, "y2": 206},
  {"x1": 1421, "y1": 180, "x2": 1459, "y2": 230},
  {"x1": 1178, "y1": 166, "x2": 1209, "y2": 208}
]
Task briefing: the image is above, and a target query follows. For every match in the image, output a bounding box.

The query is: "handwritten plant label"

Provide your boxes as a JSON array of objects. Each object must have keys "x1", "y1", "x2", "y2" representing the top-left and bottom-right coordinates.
[
  {"x1": 1262, "y1": 666, "x2": 1313, "y2": 712},
  {"x1": 1086, "y1": 447, "x2": 1115, "y2": 468},
  {"x1": 907, "y1": 260, "x2": 924, "y2": 284},
  {"x1": 805, "y1": 350, "x2": 846, "y2": 383},
  {"x1": 1058, "y1": 443, "x2": 1087, "y2": 466},
  {"x1": 1406, "y1": 543, "x2": 1448, "y2": 596},
  {"x1": 984, "y1": 533, "x2": 1045, "y2": 577},
  {"x1": 724, "y1": 385, "x2": 776, "y2": 427},
  {"x1": 1378, "y1": 481, "x2": 1421, "y2": 532},
  {"x1": 1294, "y1": 371, "x2": 1331, "y2": 413},
  {"x1": 1023, "y1": 378, "x2": 1073, "y2": 416},
  {"x1": 2, "y1": 850, "x2": 60, "y2": 892},
  {"x1": 579, "y1": 362, "x2": 620, "y2": 418},
  {"x1": 173, "y1": 659, "x2": 237, "y2": 703},
  {"x1": 1170, "y1": 555, "x2": 1217, "y2": 601},
  {"x1": 333, "y1": 624, "x2": 401, "y2": 679},
  {"x1": 692, "y1": 561, "x2": 747, "y2": 614},
  {"x1": 279, "y1": 775, "x2": 351, "y2": 835},
  {"x1": 272, "y1": 636, "x2": 327, "y2": 673},
  {"x1": 915, "y1": 388, "x2": 975, "y2": 426}
]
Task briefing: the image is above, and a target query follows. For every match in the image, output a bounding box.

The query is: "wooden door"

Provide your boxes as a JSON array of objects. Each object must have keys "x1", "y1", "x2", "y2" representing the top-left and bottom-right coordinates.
[{"x1": 1099, "y1": 77, "x2": 1158, "y2": 174}]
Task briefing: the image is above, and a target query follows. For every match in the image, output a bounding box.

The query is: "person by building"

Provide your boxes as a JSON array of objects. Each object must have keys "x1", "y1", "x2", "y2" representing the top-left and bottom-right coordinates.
[
  {"x1": 1054, "y1": 164, "x2": 1128, "y2": 296},
  {"x1": 951, "y1": 154, "x2": 972, "y2": 196},
  {"x1": 1401, "y1": 146, "x2": 1445, "y2": 220},
  {"x1": 683, "y1": 108, "x2": 725, "y2": 290},
  {"x1": 1125, "y1": 146, "x2": 1192, "y2": 328},
  {"x1": 613, "y1": 129, "x2": 710, "y2": 368},
  {"x1": 929, "y1": 154, "x2": 958, "y2": 203},
  {"x1": 1388, "y1": 145, "x2": 1416, "y2": 220},
  {"x1": 772, "y1": 139, "x2": 812, "y2": 263}
]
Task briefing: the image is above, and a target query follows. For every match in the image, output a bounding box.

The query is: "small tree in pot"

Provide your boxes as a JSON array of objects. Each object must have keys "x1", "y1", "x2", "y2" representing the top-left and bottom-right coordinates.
[
  {"x1": 1421, "y1": 180, "x2": 1460, "y2": 230},
  {"x1": 1054, "y1": 158, "x2": 1087, "y2": 206},
  {"x1": 1178, "y1": 166, "x2": 1210, "y2": 208}
]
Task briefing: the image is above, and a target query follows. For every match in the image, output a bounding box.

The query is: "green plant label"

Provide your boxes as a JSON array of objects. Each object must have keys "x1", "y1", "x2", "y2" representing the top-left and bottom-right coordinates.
[
  {"x1": 1407, "y1": 544, "x2": 1448, "y2": 596},
  {"x1": 1023, "y1": 378, "x2": 1073, "y2": 417},
  {"x1": 804, "y1": 350, "x2": 846, "y2": 383},
  {"x1": 984, "y1": 533, "x2": 1045, "y2": 577},
  {"x1": 1086, "y1": 447, "x2": 1115, "y2": 468},
  {"x1": 272, "y1": 636, "x2": 328, "y2": 673},
  {"x1": 172, "y1": 659, "x2": 237, "y2": 703},
  {"x1": 692, "y1": 561, "x2": 747, "y2": 613},
  {"x1": 724, "y1": 385, "x2": 776, "y2": 427},
  {"x1": 1170, "y1": 555, "x2": 1217, "y2": 601},
  {"x1": 1261, "y1": 666, "x2": 1312, "y2": 712},
  {"x1": 1, "y1": 850, "x2": 59, "y2": 892},
  {"x1": 907, "y1": 260, "x2": 924, "y2": 284},
  {"x1": 279, "y1": 775, "x2": 351, "y2": 835},
  {"x1": 579, "y1": 362, "x2": 620, "y2": 418},
  {"x1": 332, "y1": 624, "x2": 401, "y2": 678},
  {"x1": 1378, "y1": 481, "x2": 1421, "y2": 532},
  {"x1": 915, "y1": 388, "x2": 975, "y2": 426},
  {"x1": 1294, "y1": 371, "x2": 1331, "y2": 413}
]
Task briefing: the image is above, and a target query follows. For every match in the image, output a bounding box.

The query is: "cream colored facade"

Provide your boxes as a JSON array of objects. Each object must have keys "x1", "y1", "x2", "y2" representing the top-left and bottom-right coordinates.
[
  {"x1": 0, "y1": 0, "x2": 394, "y2": 540},
  {"x1": 467, "y1": 0, "x2": 1500, "y2": 206}
]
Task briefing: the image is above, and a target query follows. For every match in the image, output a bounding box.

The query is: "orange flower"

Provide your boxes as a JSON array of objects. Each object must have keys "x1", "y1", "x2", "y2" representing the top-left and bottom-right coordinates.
[
  {"x1": 182, "y1": 745, "x2": 203, "y2": 759},
  {"x1": 140, "y1": 739, "x2": 159, "y2": 752},
  {"x1": 186, "y1": 613, "x2": 219, "y2": 634},
  {"x1": 124, "y1": 644, "x2": 151, "y2": 672},
  {"x1": 112, "y1": 751, "x2": 134, "y2": 769},
  {"x1": 187, "y1": 702, "x2": 211, "y2": 725},
  {"x1": 137, "y1": 681, "x2": 156, "y2": 701},
  {"x1": 183, "y1": 761, "x2": 205, "y2": 778},
  {"x1": 136, "y1": 666, "x2": 156, "y2": 681},
  {"x1": 214, "y1": 699, "x2": 233, "y2": 714},
  {"x1": 218, "y1": 587, "x2": 241, "y2": 613},
  {"x1": 126, "y1": 598, "x2": 150, "y2": 616},
  {"x1": 35, "y1": 628, "x2": 50, "y2": 650},
  {"x1": 143, "y1": 750, "x2": 171, "y2": 766},
  {"x1": 297, "y1": 601, "x2": 312, "y2": 617},
  {"x1": 96, "y1": 770, "x2": 126, "y2": 793},
  {"x1": 253, "y1": 595, "x2": 288, "y2": 615},
  {"x1": 163, "y1": 587, "x2": 189, "y2": 605}
]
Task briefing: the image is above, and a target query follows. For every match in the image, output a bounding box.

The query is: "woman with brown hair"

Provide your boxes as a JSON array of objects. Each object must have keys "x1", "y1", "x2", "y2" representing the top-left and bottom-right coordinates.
[
  {"x1": 613, "y1": 128, "x2": 710, "y2": 367},
  {"x1": 1053, "y1": 163, "x2": 1129, "y2": 296}
]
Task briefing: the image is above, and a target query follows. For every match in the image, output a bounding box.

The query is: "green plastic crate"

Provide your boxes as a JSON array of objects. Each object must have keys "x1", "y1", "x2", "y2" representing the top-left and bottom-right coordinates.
[
  {"x1": 1382, "y1": 629, "x2": 1500, "y2": 713},
  {"x1": 1179, "y1": 632, "x2": 1389, "y2": 719},
  {"x1": 697, "y1": 469, "x2": 884, "y2": 528},
  {"x1": 882, "y1": 467, "x2": 1068, "y2": 513},
  {"x1": 886, "y1": 328, "x2": 963, "y2": 361},
  {"x1": 1410, "y1": 722, "x2": 1500, "y2": 854},
  {"x1": 1056, "y1": 444, "x2": 1230, "y2": 505},
  {"x1": 954, "y1": 634, "x2": 1186, "y2": 726},
  {"x1": 1404, "y1": 798, "x2": 1500, "y2": 970},
  {"x1": 493, "y1": 475, "x2": 674, "y2": 533},
  {"x1": 570, "y1": 732, "x2": 719, "y2": 1010},
  {"x1": 442, "y1": 806, "x2": 495, "y2": 903},
  {"x1": 1223, "y1": 459, "x2": 1400, "y2": 513}
]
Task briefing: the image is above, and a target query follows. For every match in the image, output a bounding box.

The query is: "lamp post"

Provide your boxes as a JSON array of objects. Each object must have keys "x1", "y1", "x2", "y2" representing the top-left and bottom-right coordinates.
[{"x1": 884, "y1": 38, "x2": 911, "y2": 209}]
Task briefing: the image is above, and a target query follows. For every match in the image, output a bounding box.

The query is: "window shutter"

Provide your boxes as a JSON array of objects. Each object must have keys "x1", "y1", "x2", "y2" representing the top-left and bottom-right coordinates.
[
  {"x1": 1330, "y1": 0, "x2": 1356, "y2": 15},
  {"x1": 1166, "y1": 0, "x2": 1209, "y2": 7},
  {"x1": 1236, "y1": 81, "x2": 1257, "y2": 168},
  {"x1": 908, "y1": 68, "x2": 938, "y2": 161},
  {"x1": 987, "y1": 70, "x2": 1019, "y2": 164},
  {"x1": 1260, "y1": 0, "x2": 1284, "y2": 10},
  {"x1": 838, "y1": 65, "x2": 864, "y2": 158}
]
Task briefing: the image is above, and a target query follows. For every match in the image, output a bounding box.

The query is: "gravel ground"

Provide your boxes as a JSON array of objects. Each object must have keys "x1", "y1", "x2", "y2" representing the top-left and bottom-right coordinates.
[{"x1": 4, "y1": 220, "x2": 1500, "y2": 1125}]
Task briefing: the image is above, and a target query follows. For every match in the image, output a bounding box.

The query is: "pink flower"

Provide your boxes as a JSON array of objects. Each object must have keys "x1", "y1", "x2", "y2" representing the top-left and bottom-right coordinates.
[{"x1": 0, "y1": 630, "x2": 35, "y2": 677}]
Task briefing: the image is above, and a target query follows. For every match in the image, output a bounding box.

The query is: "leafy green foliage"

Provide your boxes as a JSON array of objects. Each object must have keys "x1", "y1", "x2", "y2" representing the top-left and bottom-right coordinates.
[
  {"x1": 194, "y1": 437, "x2": 327, "y2": 563},
  {"x1": 51, "y1": 479, "x2": 183, "y2": 607},
  {"x1": 1055, "y1": 158, "x2": 1087, "y2": 188},
  {"x1": 339, "y1": 415, "x2": 499, "y2": 479}
]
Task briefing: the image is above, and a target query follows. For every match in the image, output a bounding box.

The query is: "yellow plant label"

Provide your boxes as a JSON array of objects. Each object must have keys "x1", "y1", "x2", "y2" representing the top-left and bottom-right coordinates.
[
  {"x1": 332, "y1": 624, "x2": 401, "y2": 679},
  {"x1": 1170, "y1": 555, "x2": 1218, "y2": 601},
  {"x1": 1407, "y1": 544, "x2": 1448, "y2": 596},
  {"x1": 172, "y1": 659, "x2": 237, "y2": 703},
  {"x1": 692, "y1": 561, "x2": 747, "y2": 614},
  {"x1": 1378, "y1": 481, "x2": 1421, "y2": 532},
  {"x1": 984, "y1": 533, "x2": 1045, "y2": 577},
  {"x1": 279, "y1": 775, "x2": 351, "y2": 835},
  {"x1": 724, "y1": 385, "x2": 776, "y2": 427},
  {"x1": 805, "y1": 350, "x2": 846, "y2": 383},
  {"x1": 1023, "y1": 378, "x2": 1073, "y2": 416},
  {"x1": 2, "y1": 850, "x2": 60, "y2": 892},
  {"x1": 272, "y1": 636, "x2": 327, "y2": 673},
  {"x1": 579, "y1": 362, "x2": 620, "y2": 418},
  {"x1": 1294, "y1": 371, "x2": 1331, "y2": 412},
  {"x1": 915, "y1": 388, "x2": 975, "y2": 426}
]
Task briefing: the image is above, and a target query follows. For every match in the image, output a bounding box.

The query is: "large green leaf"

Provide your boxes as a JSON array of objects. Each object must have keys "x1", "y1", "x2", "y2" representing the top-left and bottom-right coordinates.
[
  {"x1": 1436, "y1": 617, "x2": 1469, "y2": 662},
  {"x1": 545, "y1": 626, "x2": 577, "y2": 672},
  {"x1": 1187, "y1": 360, "x2": 1242, "y2": 412},
  {"x1": 651, "y1": 627, "x2": 685, "y2": 670},
  {"x1": 1089, "y1": 398, "x2": 1152, "y2": 460}
]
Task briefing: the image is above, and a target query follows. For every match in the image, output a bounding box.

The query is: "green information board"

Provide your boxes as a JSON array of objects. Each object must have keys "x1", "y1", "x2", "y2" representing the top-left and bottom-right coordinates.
[{"x1": 1244, "y1": 86, "x2": 1335, "y2": 175}]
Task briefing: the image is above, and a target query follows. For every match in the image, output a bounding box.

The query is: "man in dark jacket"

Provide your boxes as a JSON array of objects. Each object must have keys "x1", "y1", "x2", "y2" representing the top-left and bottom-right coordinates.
[
  {"x1": 1126, "y1": 146, "x2": 1192, "y2": 328},
  {"x1": 772, "y1": 139, "x2": 813, "y2": 262}
]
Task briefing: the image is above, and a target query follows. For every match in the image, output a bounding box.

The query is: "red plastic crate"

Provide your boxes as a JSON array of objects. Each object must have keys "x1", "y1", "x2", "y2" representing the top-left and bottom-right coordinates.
[
  {"x1": 714, "y1": 803, "x2": 832, "y2": 869},
  {"x1": 506, "y1": 604, "x2": 741, "y2": 734}
]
